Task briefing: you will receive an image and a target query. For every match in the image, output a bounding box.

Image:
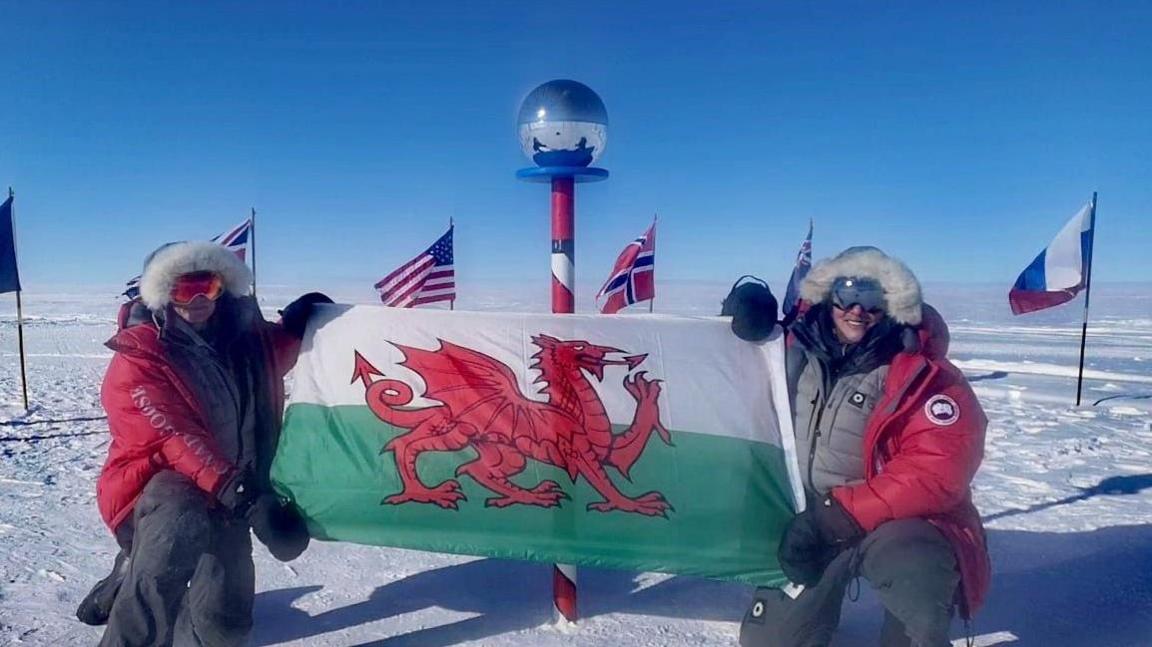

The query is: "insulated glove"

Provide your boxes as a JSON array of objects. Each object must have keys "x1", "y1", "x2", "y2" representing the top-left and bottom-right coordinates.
[
  {"x1": 247, "y1": 494, "x2": 311, "y2": 562},
  {"x1": 721, "y1": 276, "x2": 779, "y2": 342},
  {"x1": 215, "y1": 469, "x2": 259, "y2": 516},
  {"x1": 279, "y1": 292, "x2": 334, "y2": 339},
  {"x1": 777, "y1": 496, "x2": 863, "y2": 586}
]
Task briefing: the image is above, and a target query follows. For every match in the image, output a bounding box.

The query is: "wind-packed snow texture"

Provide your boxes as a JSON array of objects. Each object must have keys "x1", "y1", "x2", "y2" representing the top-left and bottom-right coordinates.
[{"x1": 2, "y1": 282, "x2": 1150, "y2": 646}]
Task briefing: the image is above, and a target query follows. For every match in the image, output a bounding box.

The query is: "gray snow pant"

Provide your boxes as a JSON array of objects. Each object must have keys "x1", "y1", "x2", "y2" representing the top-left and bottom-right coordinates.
[
  {"x1": 739, "y1": 519, "x2": 960, "y2": 647},
  {"x1": 99, "y1": 471, "x2": 255, "y2": 647}
]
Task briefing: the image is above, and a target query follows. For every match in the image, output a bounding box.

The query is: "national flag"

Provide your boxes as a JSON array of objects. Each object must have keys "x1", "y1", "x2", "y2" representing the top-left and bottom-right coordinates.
[
  {"x1": 121, "y1": 217, "x2": 253, "y2": 299},
  {"x1": 0, "y1": 196, "x2": 21, "y2": 294},
  {"x1": 122, "y1": 275, "x2": 142, "y2": 300},
  {"x1": 782, "y1": 220, "x2": 812, "y2": 319},
  {"x1": 1009, "y1": 201, "x2": 1095, "y2": 315},
  {"x1": 272, "y1": 307, "x2": 803, "y2": 586},
  {"x1": 375, "y1": 226, "x2": 455, "y2": 308},
  {"x1": 596, "y1": 221, "x2": 655, "y2": 314},
  {"x1": 210, "y1": 217, "x2": 252, "y2": 262}
]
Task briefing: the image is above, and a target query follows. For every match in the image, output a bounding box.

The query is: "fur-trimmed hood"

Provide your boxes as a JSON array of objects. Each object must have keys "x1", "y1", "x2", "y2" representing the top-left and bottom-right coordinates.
[
  {"x1": 138, "y1": 241, "x2": 252, "y2": 310},
  {"x1": 798, "y1": 246, "x2": 922, "y2": 325}
]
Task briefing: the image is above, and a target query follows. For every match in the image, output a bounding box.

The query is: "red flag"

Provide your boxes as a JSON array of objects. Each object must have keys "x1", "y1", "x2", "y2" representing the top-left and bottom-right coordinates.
[{"x1": 596, "y1": 221, "x2": 655, "y2": 314}]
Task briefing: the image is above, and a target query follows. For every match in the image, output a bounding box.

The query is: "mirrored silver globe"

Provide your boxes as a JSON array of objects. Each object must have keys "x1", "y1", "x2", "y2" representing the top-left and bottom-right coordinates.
[{"x1": 517, "y1": 80, "x2": 609, "y2": 167}]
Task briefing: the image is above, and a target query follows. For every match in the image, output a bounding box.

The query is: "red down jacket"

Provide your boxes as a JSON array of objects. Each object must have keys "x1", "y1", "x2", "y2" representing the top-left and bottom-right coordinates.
[
  {"x1": 96, "y1": 304, "x2": 299, "y2": 531},
  {"x1": 828, "y1": 306, "x2": 991, "y2": 617}
]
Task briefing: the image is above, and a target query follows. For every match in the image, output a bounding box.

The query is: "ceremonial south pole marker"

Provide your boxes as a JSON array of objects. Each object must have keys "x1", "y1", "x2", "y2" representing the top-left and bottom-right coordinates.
[{"x1": 516, "y1": 79, "x2": 610, "y2": 623}]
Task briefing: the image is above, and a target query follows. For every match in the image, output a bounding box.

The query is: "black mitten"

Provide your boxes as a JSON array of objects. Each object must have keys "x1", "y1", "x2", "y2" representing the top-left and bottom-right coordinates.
[
  {"x1": 247, "y1": 494, "x2": 311, "y2": 562},
  {"x1": 215, "y1": 469, "x2": 258, "y2": 516},
  {"x1": 279, "y1": 292, "x2": 334, "y2": 339},
  {"x1": 777, "y1": 497, "x2": 863, "y2": 586},
  {"x1": 721, "y1": 276, "x2": 779, "y2": 342}
]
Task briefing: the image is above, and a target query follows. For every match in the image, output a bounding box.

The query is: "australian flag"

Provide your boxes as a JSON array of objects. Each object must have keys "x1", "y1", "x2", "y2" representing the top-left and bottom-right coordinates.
[
  {"x1": 597, "y1": 221, "x2": 656, "y2": 314},
  {"x1": 783, "y1": 220, "x2": 813, "y2": 321}
]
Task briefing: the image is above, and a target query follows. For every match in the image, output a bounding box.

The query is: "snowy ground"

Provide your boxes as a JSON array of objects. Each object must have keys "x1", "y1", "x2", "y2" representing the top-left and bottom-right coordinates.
[{"x1": 1, "y1": 282, "x2": 1150, "y2": 646}]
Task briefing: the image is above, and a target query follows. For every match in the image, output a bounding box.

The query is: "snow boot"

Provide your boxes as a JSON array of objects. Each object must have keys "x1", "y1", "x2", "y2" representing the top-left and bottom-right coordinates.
[{"x1": 75, "y1": 549, "x2": 129, "y2": 626}]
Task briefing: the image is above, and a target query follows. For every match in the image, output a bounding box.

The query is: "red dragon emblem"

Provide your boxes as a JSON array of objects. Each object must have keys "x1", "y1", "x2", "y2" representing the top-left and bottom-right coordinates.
[{"x1": 351, "y1": 334, "x2": 673, "y2": 517}]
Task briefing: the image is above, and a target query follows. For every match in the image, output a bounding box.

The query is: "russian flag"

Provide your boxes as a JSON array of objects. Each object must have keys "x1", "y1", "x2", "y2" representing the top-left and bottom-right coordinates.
[{"x1": 1009, "y1": 201, "x2": 1096, "y2": 315}]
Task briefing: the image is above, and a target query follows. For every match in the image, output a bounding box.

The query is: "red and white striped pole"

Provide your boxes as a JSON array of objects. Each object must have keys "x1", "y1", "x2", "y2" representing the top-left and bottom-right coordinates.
[
  {"x1": 551, "y1": 177, "x2": 576, "y2": 312},
  {"x1": 516, "y1": 78, "x2": 610, "y2": 627},
  {"x1": 549, "y1": 175, "x2": 578, "y2": 622}
]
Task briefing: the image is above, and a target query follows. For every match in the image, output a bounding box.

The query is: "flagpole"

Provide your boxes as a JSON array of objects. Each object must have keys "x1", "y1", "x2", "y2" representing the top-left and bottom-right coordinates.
[
  {"x1": 9, "y1": 188, "x2": 29, "y2": 411},
  {"x1": 250, "y1": 207, "x2": 258, "y2": 300},
  {"x1": 1075, "y1": 192, "x2": 1098, "y2": 406},
  {"x1": 647, "y1": 214, "x2": 656, "y2": 313}
]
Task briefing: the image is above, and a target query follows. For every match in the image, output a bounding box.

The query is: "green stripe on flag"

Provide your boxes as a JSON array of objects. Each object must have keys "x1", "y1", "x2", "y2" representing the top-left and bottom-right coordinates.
[{"x1": 272, "y1": 403, "x2": 795, "y2": 587}]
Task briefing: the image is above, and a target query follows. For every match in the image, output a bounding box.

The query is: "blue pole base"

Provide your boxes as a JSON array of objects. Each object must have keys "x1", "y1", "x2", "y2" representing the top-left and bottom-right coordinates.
[{"x1": 516, "y1": 167, "x2": 609, "y2": 183}]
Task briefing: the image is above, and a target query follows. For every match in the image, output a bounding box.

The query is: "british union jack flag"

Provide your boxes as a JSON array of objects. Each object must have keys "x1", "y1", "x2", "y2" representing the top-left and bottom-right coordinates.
[{"x1": 122, "y1": 218, "x2": 252, "y2": 299}]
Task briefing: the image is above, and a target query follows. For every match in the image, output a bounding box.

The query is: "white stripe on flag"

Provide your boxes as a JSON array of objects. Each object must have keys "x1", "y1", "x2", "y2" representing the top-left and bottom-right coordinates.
[
  {"x1": 1043, "y1": 203, "x2": 1091, "y2": 290},
  {"x1": 378, "y1": 258, "x2": 435, "y2": 296}
]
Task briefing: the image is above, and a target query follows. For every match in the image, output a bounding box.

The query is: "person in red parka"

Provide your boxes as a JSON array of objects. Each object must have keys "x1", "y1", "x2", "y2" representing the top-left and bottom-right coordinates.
[
  {"x1": 730, "y1": 246, "x2": 990, "y2": 647},
  {"x1": 77, "y1": 240, "x2": 332, "y2": 646}
]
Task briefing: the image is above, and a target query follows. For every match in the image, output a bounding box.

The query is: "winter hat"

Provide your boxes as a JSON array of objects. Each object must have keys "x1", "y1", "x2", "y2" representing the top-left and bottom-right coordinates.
[
  {"x1": 138, "y1": 241, "x2": 253, "y2": 310},
  {"x1": 798, "y1": 246, "x2": 922, "y2": 325}
]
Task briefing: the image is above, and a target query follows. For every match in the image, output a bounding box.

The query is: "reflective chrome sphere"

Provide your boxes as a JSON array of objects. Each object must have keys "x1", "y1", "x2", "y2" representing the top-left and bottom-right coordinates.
[{"x1": 517, "y1": 80, "x2": 608, "y2": 167}]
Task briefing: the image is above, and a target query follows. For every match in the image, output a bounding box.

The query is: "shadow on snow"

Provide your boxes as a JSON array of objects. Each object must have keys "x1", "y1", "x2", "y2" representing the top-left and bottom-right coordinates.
[{"x1": 253, "y1": 512, "x2": 1152, "y2": 645}]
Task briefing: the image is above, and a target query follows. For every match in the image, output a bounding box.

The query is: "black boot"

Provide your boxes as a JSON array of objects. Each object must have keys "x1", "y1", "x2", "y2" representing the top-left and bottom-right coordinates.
[{"x1": 76, "y1": 549, "x2": 129, "y2": 626}]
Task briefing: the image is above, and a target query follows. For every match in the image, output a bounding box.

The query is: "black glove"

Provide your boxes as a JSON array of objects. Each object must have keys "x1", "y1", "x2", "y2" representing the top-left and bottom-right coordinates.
[
  {"x1": 215, "y1": 469, "x2": 259, "y2": 516},
  {"x1": 279, "y1": 292, "x2": 334, "y2": 339},
  {"x1": 247, "y1": 494, "x2": 311, "y2": 562},
  {"x1": 777, "y1": 497, "x2": 863, "y2": 586},
  {"x1": 721, "y1": 276, "x2": 778, "y2": 342}
]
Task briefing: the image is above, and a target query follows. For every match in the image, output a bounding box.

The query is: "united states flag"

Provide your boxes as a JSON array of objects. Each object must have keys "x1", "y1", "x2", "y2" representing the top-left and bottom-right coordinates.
[
  {"x1": 375, "y1": 226, "x2": 455, "y2": 308},
  {"x1": 122, "y1": 218, "x2": 253, "y2": 300},
  {"x1": 596, "y1": 221, "x2": 655, "y2": 314}
]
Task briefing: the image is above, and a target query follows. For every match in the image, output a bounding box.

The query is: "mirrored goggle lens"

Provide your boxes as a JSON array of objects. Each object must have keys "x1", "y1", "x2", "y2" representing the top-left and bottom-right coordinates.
[
  {"x1": 170, "y1": 272, "x2": 224, "y2": 305},
  {"x1": 831, "y1": 277, "x2": 885, "y2": 313}
]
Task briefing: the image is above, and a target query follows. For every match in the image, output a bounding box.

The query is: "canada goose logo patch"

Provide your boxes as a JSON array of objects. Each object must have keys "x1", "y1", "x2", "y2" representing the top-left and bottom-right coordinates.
[{"x1": 924, "y1": 394, "x2": 959, "y2": 426}]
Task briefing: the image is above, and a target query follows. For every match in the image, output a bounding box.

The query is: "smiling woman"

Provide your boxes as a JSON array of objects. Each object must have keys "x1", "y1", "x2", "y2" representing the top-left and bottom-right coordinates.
[{"x1": 731, "y1": 245, "x2": 990, "y2": 647}]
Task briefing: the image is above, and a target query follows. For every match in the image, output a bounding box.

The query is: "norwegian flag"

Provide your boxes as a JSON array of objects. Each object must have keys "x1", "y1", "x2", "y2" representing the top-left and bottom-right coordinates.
[
  {"x1": 121, "y1": 217, "x2": 253, "y2": 300},
  {"x1": 782, "y1": 220, "x2": 812, "y2": 320},
  {"x1": 596, "y1": 221, "x2": 656, "y2": 314},
  {"x1": 210, "y1": 217, "x2": 252, "y2": 261},
  {"x1": 375, "y1": 226, "x2": 455, "y2": 308}
]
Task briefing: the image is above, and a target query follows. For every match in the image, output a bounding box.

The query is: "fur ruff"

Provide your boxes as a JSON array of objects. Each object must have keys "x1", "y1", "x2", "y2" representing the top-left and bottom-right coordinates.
[
  {"x1": 138, "y1": 241, "x2": 252, "y2": 310},
  {"x1": 799, "y1": 246, "x2": 922, "y2": 325}
]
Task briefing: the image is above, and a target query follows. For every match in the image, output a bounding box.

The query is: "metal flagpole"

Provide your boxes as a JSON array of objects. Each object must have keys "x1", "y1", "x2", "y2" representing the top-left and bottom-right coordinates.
[
  {"x1": 250, "y1": 207, "x2": 258, "y2": 300},
  {"x1": 648, "y1": 214, "x2": 656, "y2": 313},
  {"x1": 1075, "y1": 191, "x2": 1098, "y2": 406},
  {"x1": 9, "y1": 188, "x2": 29, "y2": 411}
]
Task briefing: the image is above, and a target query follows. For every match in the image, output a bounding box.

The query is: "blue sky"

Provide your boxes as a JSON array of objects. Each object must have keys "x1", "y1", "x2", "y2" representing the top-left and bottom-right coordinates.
[{"x1": 2, "y1": 1, "x2": 1149, "y2": 295}]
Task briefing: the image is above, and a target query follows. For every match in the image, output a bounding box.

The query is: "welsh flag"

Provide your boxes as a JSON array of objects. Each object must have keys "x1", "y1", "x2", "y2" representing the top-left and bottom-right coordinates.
[{"x1": 272, "y1": 306, "x2": 803, "y2": 586}]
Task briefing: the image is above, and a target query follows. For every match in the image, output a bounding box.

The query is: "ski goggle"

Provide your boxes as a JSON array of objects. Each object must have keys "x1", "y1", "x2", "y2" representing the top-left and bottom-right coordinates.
[
  {"x1": 169, "y1": 272, "x2": 224, "y2": 306},
  {"x1": 830, "y1": 276, "x2": 886, "y2": 314}
]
